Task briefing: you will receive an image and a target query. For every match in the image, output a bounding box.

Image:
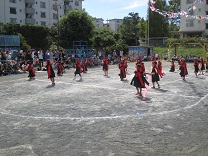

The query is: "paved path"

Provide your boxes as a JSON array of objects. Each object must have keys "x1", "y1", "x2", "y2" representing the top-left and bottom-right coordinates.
[{"x1": 0, "y1": 61, "x2": 208, "y2": 156}]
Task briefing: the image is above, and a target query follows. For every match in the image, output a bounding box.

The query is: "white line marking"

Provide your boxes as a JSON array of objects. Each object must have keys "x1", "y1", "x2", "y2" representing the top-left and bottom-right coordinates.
[{"x1": 1, "y1": 93, "x2": 207, "y2": 121}]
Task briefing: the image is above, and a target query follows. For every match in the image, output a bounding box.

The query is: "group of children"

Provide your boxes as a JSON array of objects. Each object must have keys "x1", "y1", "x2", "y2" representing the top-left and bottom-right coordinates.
[
  {"x1": 128, "y1": 57, "x2": 163, "y2": 96},
  {"x1": 26, "y1": 55, "x2": 208, "y2": 96},
  {"x1": 169, "y1": 57, "x2": 208, "y2": 81}
]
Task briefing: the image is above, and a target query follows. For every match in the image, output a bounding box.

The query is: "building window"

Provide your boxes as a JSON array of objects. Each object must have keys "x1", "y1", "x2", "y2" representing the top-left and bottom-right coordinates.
[
  {"x1": 186, "y1": 20, "x2": 194, "y2": 27},
  {"x1": 198, "y1": 20, "x2": 201, "y2": 24},
  {"x1": 186, "y1": 0, "x2": 194, "y2": 4},
  {"x1": 75, "y1": 1, "x2": 79, "y2": 6},
  {"x1": 198, "y1": 8, "x2": 201, "y2": 12},
  {"x1": 10, "y1": 0, "x2": 16, "y2": 3},
  {"x1": 10, "y1": 18, "x2": 17, "y2": 23},
  {"x1": 206, "y1": 11, "x2": 208, "y2": 15},
  {"x1": 53, "y1": 13, "x2": 58, "y2": 20},
  {"x1": 10, "y1": 8, "x2": 17, "y2": 14},
  {"x1": 20, "y1": 20, "x2": 22, "y2": 23},
  {"x1": 40, "y1": 12, "x2": 46, "y2": 18},
  {"x1": 19, "y1": 9, "x2": 22, "y2": 12},
  {"x1": 40, "y1": 2, "x2": 46, "y2": 8},
  {"x1": 207, "y1": 0, "x2": 208, "y2": 4},
  {"x1": 41, "y1": 21, "x2": 46, "y2": 26},
  {"x1": 206, "y1": 24, "x2": 208, "y2": 29},
  {"x1": 117, "y1": 20, "x2": 120, "y2": 23}
]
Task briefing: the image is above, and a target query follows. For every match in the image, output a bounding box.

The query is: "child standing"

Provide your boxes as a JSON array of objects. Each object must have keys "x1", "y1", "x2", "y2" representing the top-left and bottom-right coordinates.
[
  {"x1": 194, "y1": 58, "x2": 199, "y2": 78},
  {"x1": 27, "y1": 61, "x2": 36, "y2": 80},
  {"x1": 199, "y1": 57, "x2": 205, "y2": 75},
  {"x1": 57, "y1": 61, "x2": 63, "y2": 76},
  {"x1": 130, "y1": 63, "x2": 149, "y2": 96},
  {"x1": 169, "y1": 61, "x2": 175, "y2": 72},
  {"x1": 73, "y1": 59, "x2": 82, "y2": 80},
  {"x1": 102, "y1": 57, "x2": 109, "y2": 76},
  {"x1": 46, "y1": 59, "x2": 55, "y2": 85},
  {"x1": 179, "y1": 59, "x2": 188, "y2": 81},
  {"x1": 118, "y1": 59, "x2": 126, "y2": 81},
  {"x1": 81, "y1": 59, "x2": 87, "y2": 73},
  {"x1": 206, "y1": 57, "x2": 208, "y2": 72},
  {"x1": 151, "y1": 61, "x2": 160, "y2": 88}
]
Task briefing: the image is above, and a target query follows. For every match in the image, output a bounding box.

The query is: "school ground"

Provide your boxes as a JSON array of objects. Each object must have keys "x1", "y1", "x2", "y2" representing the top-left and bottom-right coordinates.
[{"x1": 0, "y1": 61, "x2": 208, "y2": 156}]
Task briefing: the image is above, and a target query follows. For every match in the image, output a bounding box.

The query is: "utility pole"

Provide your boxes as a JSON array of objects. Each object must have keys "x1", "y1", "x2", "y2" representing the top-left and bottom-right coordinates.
[
  {"x1": 147, "y1": 1, "x2": 150, "y2": 47},
  {"x1": 52, "y1": 2, "x2": 60, "y2": 50}
]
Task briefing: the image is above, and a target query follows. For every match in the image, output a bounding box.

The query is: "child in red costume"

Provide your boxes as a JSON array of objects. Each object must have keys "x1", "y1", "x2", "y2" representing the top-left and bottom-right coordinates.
[
  {"x1": 73, "y1": 59, "x2": 82, "y2": 80},
  {"x1": 27, "y1": 61, "x2": 36, "y2": 80},
  {"x1": 46, "y1": 60, "x2": 55, "y2": 85},
  {"x1": 130, "y1": 63, "x2": 149, "y2": 96},
  {"x1": 118, "y1": 59, "x2": 126, "y2": 81}
]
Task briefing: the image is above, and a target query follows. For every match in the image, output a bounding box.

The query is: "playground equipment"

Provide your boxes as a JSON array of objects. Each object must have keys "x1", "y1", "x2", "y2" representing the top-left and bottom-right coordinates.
[{"x1": 65, "y1": 41, "x2": 95, "y2": 60}]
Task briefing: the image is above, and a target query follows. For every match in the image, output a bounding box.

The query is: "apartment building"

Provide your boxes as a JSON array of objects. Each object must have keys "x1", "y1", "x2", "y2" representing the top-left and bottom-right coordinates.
[
  {"x1": 0, "y1": 0, "x2": 83, "y2": 27},
  {"x1": 179, "y1": 0, "x2": 208, "y2": 38},
  {"x1": 93, "y1": 18, "x2": 123, "y2": 32},
  {"x1": 93, "y1": 18, "x2": 104, "y2": 29},
  {"x1": 108, "y1": 19, "x2": 123, "y2": 32}
]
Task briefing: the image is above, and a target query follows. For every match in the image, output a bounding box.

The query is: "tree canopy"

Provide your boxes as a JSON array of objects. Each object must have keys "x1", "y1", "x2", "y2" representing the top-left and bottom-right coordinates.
[
  {"x1": 119, "y1": 12, "x2": 141, "y2": 46},
  {"x1": 149, "y1": 0, "x2": 169, "y2": 38},
  {"x1": 59, "y1": 10, "x2": 95, "y2": 48}
]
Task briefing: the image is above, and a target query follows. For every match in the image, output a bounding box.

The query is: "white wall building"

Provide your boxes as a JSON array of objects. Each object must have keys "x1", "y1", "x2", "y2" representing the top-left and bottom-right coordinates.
[
  {"x1": 108, "y1": 19, "x2": 123, "y2": 32},
  {"x1": 92, "y1": 18, "x2": 123, "y2": 32},
  {"x1": 93, "y1": 18, "x2": 104, "y2": 29},
  {"x1": 0, "y1": 0, "x2": 83, "y2": 27},
  {"x1": 179, "y1": 0, "x2": 208, "y2": 38}
]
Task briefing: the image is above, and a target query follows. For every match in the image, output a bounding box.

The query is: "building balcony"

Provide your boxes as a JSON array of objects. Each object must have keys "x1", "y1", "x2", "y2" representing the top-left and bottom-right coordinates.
[
  {"x1": 65, "y1": 5, "x2": 72, "y2": 11},
  {"x1": 25, "y1": 0, "x2": 35, "y2": 4},
  {"x1": 25, "y1": 18, "x2": 35, "y2": 24},
  {"x1": 205, "y1": 4, "x2": 208, "y2": 11},
  {"x1": 25, "y1": 8, "x2": 35, "y2": 14}
]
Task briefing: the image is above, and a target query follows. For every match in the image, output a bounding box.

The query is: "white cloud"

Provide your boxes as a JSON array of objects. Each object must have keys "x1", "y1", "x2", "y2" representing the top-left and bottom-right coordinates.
[{"x1": 121, "y1": 0, "x2": 147, "y2": 10}]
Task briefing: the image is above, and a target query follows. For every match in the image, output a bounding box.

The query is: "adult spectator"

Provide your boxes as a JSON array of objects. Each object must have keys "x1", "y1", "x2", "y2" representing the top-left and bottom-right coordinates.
[
  {"x1": 38, "y1": 49, "x2": 44, "y2": 68},
  {"x1": 45, "y1": 49, "x2": 52, "y2": 61},
  {"x1": 26, "y1": 50, "x2": 33, "y2": 61},
  {"x1": 120, "y1": 50, "x2": 123, "y2": 58},
  {"x1": 54, "y1": 48, "x2": 59, "y2": 61},
  {"x1": 59, "y1": 50, "x2": 65, "y2": 63},
  {"x1": 0, "y1": 49, "x2": 6, "y2": 63}
]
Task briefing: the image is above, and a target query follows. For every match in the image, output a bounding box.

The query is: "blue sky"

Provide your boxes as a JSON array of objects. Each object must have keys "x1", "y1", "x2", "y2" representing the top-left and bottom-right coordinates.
[{"x1": 82, "y1": 0, "x2": 149, "y2": 23}]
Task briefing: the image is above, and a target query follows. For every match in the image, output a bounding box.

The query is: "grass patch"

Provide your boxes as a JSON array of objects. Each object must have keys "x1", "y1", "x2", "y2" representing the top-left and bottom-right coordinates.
[{"x1": 154, "y1": 46, "x2": 207, "y2": 60}]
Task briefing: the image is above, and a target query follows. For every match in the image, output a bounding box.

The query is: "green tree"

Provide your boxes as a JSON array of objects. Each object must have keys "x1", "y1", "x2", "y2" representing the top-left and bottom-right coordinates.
[
  {"x1": 138, "y1": 18, "x2": 147, "y2": 39},
  {"x1": 18, "y1": 33, "x2": 31, "y2": 51},
  {"x1": 59, "y1": 10, "x2": 95, "y2": 48},
  {"x1": 2, "y1": 23, "x2": 50, "y2": 50},
  {"x1": 91, "y1": 28, "x2": 116, "y2": 51},
  {"x1": 149, "y1": 0, "x2": 169, "y2": 38},
  {"x1": 119, "y1": 12, "x2": 141, "y2": 46},
  {"x1": 167, "y1": 0, "x2": 180, "y2": 27}
]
